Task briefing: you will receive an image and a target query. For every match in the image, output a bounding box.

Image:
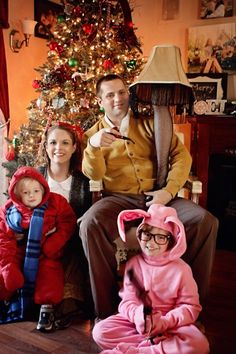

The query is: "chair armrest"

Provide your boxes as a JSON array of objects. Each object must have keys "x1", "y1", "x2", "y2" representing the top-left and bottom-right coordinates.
[
  {"x1": 183, "y1": 177, "x2": 202, "y2": 204},
  {"x1": 89, "y1": 180, "x2": 103, "y2": 203}
]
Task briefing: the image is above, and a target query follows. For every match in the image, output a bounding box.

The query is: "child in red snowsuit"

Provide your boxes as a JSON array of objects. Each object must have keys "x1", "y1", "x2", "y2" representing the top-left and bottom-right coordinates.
[{"x1": 0, "y1": 166, "x2": 76, "y2": 331}]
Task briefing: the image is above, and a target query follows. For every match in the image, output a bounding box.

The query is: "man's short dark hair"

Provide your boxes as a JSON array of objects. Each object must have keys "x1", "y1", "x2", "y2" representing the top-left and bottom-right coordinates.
[{"x1": 96, "y1": 74, "x2": 124, "y2": 96}]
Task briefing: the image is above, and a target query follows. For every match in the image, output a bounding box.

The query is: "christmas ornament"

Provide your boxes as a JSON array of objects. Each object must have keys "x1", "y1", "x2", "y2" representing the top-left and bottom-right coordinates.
[
  {"x1": 103, "y1": 59, "x2": 114, "y2": 70},
  {"x1": 73, "y1": 6, "x2": 82, "y2": 16},
  {"x1": 82, "y1": 24, "x2": 93, "y2": 35},
  {"x1": 56, "y1": 45, "x2": 64, "y2": 55},
  {"x1": 80, "y1": 98, "x2": 90, "y2": 109},
  {"x1": 47, "y1": 50, "x2": 57, "y2": 58},
  {"x1": 36, "y1": 97, "x2": 47, "y2": 109},
  {"x1": 6, "y1": 146, "x2": 15, "y2": 161},
  {"x1": 70, "y1": 105, "x2": 80, "y2": 113},
  {"x1": 32, "y1": 80, "x2": 41, "y2": 89},
  {"x1": 57, "y1": 14, "x2": 65, "y2": 23},
  {"x1": 49, "y1": 41, "x2": 58, "y2": 51},
  {"x1": 126, "y1": 59, "x2": 136, "y2": 69},
  {"x1": 12, "y1": 137, "x2": 19, "y2": 148},
  {"x1": 68, "y1": 58, "x2": 79, "y2": 67},
  {"x1": 52, "y1": 96, "x2": 65, "y2": 109}
]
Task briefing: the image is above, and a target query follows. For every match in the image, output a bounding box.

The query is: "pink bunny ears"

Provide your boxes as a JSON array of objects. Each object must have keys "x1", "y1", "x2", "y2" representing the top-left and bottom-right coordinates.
[{"x1": 117, "y1": 203, "x2": 185, "y2": 242}]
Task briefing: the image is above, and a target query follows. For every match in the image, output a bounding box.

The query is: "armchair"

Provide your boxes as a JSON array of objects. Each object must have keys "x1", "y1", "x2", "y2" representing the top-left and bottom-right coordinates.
[{"x1": 89, "y1": 145, "x2": 202, "y2": 274}]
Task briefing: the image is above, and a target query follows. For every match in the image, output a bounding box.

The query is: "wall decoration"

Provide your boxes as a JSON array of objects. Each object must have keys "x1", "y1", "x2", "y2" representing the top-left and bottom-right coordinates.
[
  {"x1": 187, "y1": 73, "x2": 228, "y2": 100},
  {"x1": 34, "y1": 0, "x2": 63, "y2": 39},
  {"x1": 162, "y1": 0, "x2": 180, "y2": 20},
  {"x1": 200, "y1": 0, "x2": 233, "y2": 19},
  {"x1": 187, "y1": 23, "x2": 236, "y2": 73},
  {"x1": 205, "y1": 99, "x2": 227, "y2": 114}
]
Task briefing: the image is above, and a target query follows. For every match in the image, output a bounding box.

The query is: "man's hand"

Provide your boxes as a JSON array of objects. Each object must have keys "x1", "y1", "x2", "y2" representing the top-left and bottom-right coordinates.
[
  {"x1": 145, "y1": 190, "x2": 172, "y2": 207},
  {"x1": 90, "y1": 128, "x2": 121, "y2": 148}
]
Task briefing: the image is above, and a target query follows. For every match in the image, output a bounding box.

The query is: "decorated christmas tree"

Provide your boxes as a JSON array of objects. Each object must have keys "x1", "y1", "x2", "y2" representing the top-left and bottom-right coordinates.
[{"x1": 3, "y1": 0, "x2": 144, "y2": 177}]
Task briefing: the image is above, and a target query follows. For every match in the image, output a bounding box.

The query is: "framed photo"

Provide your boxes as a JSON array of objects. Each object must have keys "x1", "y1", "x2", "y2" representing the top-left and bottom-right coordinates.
[
  {"x1": 162, "y1": 0, "x2": 180, "y2": 20},
  {"x1": 34, "y1": 0, "x2": 63, "y2": 39},
  {"x1": 186, "y1": 73, "x2": 228, "y2": 100},
  {"x1": 188, "y1": 23, "x2": 236, "y2": 73},
  {"x1": 200, "y1": 0, "x2": 233, "y2": 19}
]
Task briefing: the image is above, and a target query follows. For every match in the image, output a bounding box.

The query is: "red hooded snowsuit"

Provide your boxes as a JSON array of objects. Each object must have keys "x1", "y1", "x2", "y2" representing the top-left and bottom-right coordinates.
[{"x1": 0, "y1": 166, "x2": 76, "y2": 305}]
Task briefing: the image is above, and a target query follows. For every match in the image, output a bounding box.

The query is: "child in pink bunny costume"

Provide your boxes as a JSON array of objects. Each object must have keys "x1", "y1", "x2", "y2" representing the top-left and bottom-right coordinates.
[{"x1": 93, "y1": 204, "x2": 209, "y2": 353}]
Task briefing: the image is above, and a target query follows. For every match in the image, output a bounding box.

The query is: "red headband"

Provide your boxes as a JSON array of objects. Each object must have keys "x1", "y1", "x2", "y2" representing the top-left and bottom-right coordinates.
[{"x1": 56, "y1": 121, "x2": 84, "y2": 139}]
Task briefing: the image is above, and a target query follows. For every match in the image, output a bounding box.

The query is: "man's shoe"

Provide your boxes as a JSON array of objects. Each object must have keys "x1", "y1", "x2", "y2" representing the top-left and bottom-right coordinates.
[
  {"x1": 54, "y1": 316, "x2": 72, "y2": 330},
  {"x1": 36, "y1": 304, "x2": 54, "y2": 332}
]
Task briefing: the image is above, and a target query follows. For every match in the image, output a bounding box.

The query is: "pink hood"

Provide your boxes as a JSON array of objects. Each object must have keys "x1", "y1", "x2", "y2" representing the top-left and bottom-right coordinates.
[{"x1": 117, "y1": 204, "x2": 186, "y2": 261}]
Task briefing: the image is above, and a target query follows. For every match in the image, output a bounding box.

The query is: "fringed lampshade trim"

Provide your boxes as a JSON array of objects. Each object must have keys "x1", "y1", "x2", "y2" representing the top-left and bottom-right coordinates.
[{"x1": 131, "y1": 84, "x2": 193, "y2": 106}]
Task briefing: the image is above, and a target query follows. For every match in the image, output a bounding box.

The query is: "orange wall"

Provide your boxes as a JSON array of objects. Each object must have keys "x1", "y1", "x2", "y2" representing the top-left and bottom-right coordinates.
[
  {"x1": 3, "y1": 0, "x2": 48, "y2": 137},
  {"x1": 3, "y1": 0, "x2": 236, "y2": 137}
]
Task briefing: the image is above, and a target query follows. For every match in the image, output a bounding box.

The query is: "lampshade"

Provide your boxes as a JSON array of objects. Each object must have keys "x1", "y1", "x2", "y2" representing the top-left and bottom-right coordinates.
[
  {"x1": 130, "y1": 45, "x2": 193, "y2": 105},
  {"x1": 22, "y1": 20, "x2": 37, "y2": 35}
]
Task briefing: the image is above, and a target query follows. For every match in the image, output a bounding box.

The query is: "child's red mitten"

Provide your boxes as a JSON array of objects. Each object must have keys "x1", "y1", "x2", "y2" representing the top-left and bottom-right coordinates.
[{"x1": 1, "y1": 263, "x2": 24, "y2": 291}]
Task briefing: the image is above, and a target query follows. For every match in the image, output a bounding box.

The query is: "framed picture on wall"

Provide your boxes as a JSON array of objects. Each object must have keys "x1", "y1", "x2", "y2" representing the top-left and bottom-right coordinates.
[
  {"x1": 188, "y1": 23, "x2": 236, "y2": 73},
  {"x1": 162, "y1": 0, "x2": 180, "y2": 20},
  {"x1": 34, "y1": 0, "x2": 63, "y2": 39},
  {"x1": 200, "y1": 0, "x2": 233, "y2": 19}
]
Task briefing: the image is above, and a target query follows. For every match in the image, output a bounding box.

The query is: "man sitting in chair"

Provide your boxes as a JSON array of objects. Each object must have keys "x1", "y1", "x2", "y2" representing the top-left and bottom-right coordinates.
[{"x1": 79, "y1": 50, "x2": 218, "y2": 320}]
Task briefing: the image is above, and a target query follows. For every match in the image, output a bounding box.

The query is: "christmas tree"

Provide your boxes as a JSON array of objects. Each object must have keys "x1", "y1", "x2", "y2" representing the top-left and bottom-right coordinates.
[{"x1": 3, "y1": 0, "x2": 144, "y2": 177}]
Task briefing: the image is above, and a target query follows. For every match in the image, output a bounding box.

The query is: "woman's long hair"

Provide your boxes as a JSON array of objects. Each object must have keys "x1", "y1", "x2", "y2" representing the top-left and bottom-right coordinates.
[{"x1": 36, "y1": 124, "x2": 82, "y2": 173}]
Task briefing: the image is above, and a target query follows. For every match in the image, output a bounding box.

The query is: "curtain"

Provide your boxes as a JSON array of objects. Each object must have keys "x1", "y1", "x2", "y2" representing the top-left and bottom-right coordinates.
[
  {"x1": 0, "y1": 0, "x2": 10, "y2": 203},
  {"x1": 0, "y1": 0, "x2": 10, "y2": 132}
]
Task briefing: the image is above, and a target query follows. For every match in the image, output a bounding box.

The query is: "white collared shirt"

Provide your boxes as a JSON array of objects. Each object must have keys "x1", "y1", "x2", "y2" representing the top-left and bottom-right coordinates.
[{"x1": 104, "y1": 110, "x2": 130, "y2": 136}]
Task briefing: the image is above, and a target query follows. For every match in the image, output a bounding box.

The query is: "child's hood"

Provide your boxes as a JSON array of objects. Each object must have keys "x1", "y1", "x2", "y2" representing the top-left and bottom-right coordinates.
[
  {"x1": 117, "y1": 204, "x2": 187, "y2": 261},
  {"x1": 8, "y1": 166, "x2": 50, "y2": 207}
]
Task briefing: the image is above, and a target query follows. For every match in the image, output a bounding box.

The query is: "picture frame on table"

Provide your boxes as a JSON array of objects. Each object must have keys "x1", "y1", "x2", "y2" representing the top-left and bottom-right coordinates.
[
  {"x1": 187, "y1": 73, "x2": 227, "y2": 100},
  {"x1": 199, "y1": 0, "x2": 233, "y2": 19},
  {"x1": 187, "y1": 73, "x2": 228, "y2": 114},
  {"x1": 34, "y1": 0, "x2": 63, "y2": 39}
]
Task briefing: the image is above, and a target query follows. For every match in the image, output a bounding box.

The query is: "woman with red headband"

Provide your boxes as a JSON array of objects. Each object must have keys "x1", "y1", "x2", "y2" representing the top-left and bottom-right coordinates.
[{"x1": 37, "y1": 122, "x2": 93, "y2": 329}]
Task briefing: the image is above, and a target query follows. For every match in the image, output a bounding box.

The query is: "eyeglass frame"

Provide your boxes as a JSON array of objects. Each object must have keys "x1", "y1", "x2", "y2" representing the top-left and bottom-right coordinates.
[{"x1": 138, "y1": 230, "x2": 171, "y2": 245}]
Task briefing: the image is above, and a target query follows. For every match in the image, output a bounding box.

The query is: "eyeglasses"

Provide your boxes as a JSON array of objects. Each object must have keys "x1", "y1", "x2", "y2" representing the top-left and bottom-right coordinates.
[{"x1": 139, "y1": 230, "x2": 171, "y2": 245}]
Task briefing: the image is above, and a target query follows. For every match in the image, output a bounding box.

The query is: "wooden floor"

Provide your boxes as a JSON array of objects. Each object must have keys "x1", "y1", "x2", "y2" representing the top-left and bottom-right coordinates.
[{"x1": 0, "y1": 249, "x2": 235, "y2": 354}]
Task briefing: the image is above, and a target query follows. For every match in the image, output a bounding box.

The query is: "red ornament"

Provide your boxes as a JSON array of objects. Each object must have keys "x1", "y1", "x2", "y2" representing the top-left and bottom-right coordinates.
[
  {"x1": 32, "y1": 80, "x2": 41, "y2": 89},
  {"x1": 82, "y1": 24, "x2": 93, "y2": 35},
  {"x1": 56, "y1": 45, "x2": 64, "y2": 55},
  {"x1": 127, "y1": 21, "x2": 134, "y2": 28},
  {"x1": 49, "y1": 41, "x2": 58, "y2": 51},
  {"x1": 73, "y1": 6, "x2": 81, "y2": 15},
  {"x1": 103, "y1": 59, "x2": 114, "y2": 70},
  {"x1": 6, "y1": 146, "x2": 15, "y2": 161}
]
